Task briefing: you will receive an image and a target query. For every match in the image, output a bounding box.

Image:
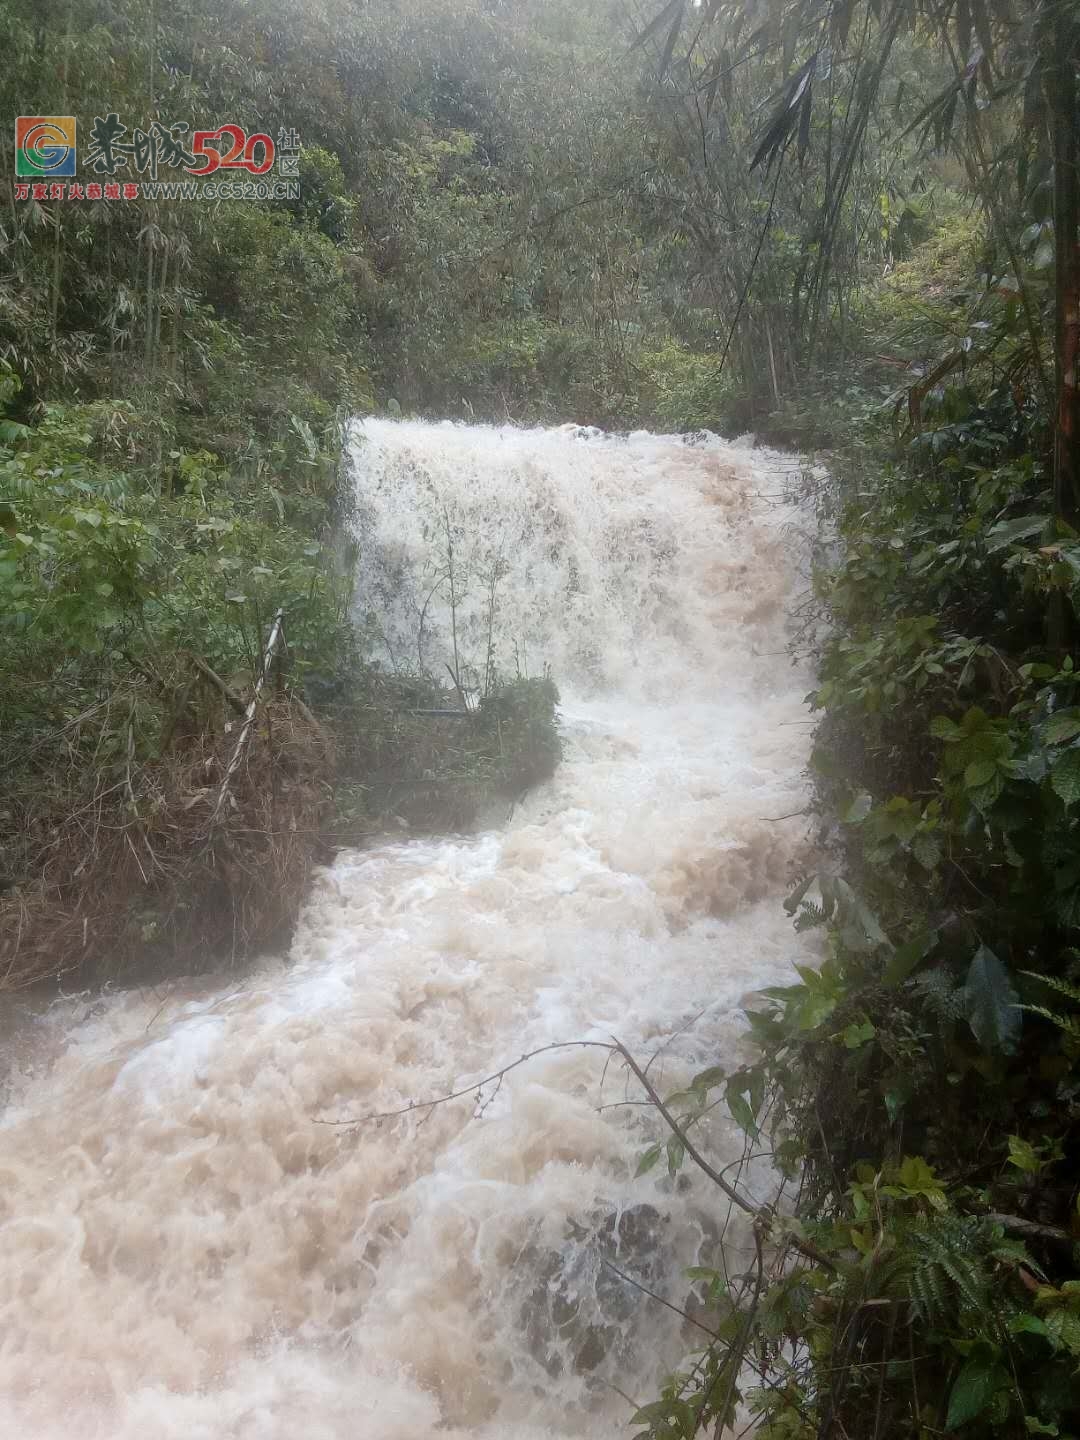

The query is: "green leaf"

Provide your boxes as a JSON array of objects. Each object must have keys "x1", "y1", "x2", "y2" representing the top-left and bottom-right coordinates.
[
  {"x1": 630, "y1": 1400, "x2": 672, "y2": 1426},
  {"x1": 1010, "y1": 752, "x2": 1048, "y2": 783},
  {"x1": 690, "y1": 1065, "x2": 726, "y2": 1093},
  {"x1": 964, "y1": 758, "x2": 997, "y2": 788},
  {"x1": 883, "y1": 932, "x2": 935, "y2": 986},
  {"x1": 635, "y1": 1142, "x2": 663, "y2": 1177},
  {"x1": 1045, "y1": 714, "x2": 1080, "y2": 745},
  {"x1": 842, "y1": 1019, "x2": 876, "y2": 1049},
  {"x1": 666, "y1": 1135, "x2": 686, "y2": 1176},
  {"x1": 884, "y1": 1078, "x2": 913, "y2": 1122},
  {"x1": 985, "y1": 514, "x2": 1049, "y2": 553},
  {"x1": 946, "y1": 1353, "x2": 1004, "y2": 1429},
  {"x1": 726, "y1": 1084, "x2": 760, "y2": 1138},
  {"x1": 833, "y1": 876, "x2": 889, "y2": 949},
  {"x1": 968, "y1": 771, "x2": 1004, "y2": 813},
  {"x1": 1045, "y1": 1307, "x2": 1080, "y2": 1356},
  {"x1": 1024, "y1": 1420, "x2": 1058, "y2": 1436},
  {"x1": 897, "y1": 1154, "x2": 938, "y2": 1190},
  {"x1": 964, "y1": 945, "x2": 1021, "y2": 1054},
  {"x1": 1007, "y1": 1135, "x2": 1044, "y2": 1174},
  {"x1": 798, "y1": 988, "x2": 839, "y2": 1028},
  {"x1": 1051, "y1": 748, "x2": 1080, "y2": 807}
]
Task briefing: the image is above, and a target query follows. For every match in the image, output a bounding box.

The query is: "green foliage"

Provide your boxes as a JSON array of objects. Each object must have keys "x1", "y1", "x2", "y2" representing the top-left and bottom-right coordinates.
[
  {"x1": 477, "y1": 675, "x2": 562, "y2": 793},
  {"x1": 0, "y1": 376, "x2": 350, "y2": 879},
  {"x1": 633, "y1": 174, "x2": 1080, "y2": 1427},
  {"x1": 638, "y1": 344, "x2": 732, "y2": 433}
]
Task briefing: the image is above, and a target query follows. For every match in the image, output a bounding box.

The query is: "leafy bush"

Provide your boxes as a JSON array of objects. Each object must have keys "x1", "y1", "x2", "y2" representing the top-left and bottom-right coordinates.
[
  {"x1": 638, "y1": 342, "x2": 732, "y2": 433},
  {"x1": 631, "y1": 324, "x2": 1080, "y2": 1437},
  {"x1": 0, "y1": 373, "x2": 356, "y2": 979}
]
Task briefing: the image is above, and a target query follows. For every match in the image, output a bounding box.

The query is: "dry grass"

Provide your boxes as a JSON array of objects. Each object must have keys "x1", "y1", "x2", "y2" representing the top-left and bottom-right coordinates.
[{"x1": 0, "y1": 696, "x2": 333, "y2": 992}]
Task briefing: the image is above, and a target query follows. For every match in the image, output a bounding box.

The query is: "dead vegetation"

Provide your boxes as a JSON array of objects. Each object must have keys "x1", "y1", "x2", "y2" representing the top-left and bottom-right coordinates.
[
  {"x1": 0, "y1": 684, "x2": 333, "y2": 992},
  {"x1": 0, "y1": 659, "x2": 561, "y2": 995}
]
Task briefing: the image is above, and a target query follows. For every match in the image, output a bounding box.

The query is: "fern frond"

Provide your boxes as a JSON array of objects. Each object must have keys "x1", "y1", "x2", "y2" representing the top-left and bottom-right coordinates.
[
  {"x1": 1023, "y1": 1003, "x2": 1080, "y2": 1036},
  {"x1": 1022, "y1": 971, "x2": 1080, "y2": 1007},
  {"x1": 889, "y1": 1216, "x2": 991, "y2": 1324},
  {"x1": 913, "y1": 967, "x2": 965, "y2": 1021},
  {"x1": 795, "y1": 901, "x2": 827, "y2": 932}
]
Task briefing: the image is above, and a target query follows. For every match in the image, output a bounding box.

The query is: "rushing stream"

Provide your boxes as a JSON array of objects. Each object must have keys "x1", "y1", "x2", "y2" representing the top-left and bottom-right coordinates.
[{"x1": 0, "y1": 421, "x2": 815, "y2": 1438}]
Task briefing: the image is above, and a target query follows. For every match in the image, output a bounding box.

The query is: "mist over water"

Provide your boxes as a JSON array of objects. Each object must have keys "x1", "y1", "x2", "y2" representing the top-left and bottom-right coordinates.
[{"x1": 0, "y1": 421, "x2": 814, "y2": 1438}]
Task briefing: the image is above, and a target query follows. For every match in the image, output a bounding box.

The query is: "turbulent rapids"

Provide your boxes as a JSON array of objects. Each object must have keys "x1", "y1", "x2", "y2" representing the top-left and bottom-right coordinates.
[{"x1": 0, "y1": 421, "x2": 816, "y2": 1439}]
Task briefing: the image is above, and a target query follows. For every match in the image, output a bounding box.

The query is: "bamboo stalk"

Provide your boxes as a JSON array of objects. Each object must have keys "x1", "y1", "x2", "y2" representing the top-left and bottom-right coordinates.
[{"x1": 209, "y1": 609, "x2": 284, "y2": 830}]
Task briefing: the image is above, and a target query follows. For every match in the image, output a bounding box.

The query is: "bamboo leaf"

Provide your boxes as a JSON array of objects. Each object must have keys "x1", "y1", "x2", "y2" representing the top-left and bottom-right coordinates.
[
  {"x1": 658, "y1": 5, "x2": 685, "y2": 76},
  {"x1": 629, "y1": 0, "x2": 685, "y2": 54}
]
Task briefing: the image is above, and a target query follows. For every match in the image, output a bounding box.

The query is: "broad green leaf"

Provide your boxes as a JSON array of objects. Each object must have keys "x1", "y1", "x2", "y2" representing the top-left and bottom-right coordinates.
[
  {"x1": 798, "y1": 989, "x2": 839, "y2": 1028},
  {"x1": 1051, "y1": 748, "x2": 1080, "y2": 807},
  {"x1": 726, "y1": 1085, "x2": 759, "y2": 1138},
  {"x1": 1045, "y1": 714, "x2": 1080, "y2": 745},
  {"x1": 849, "y1": 1225, "x2": 873, "y2": 1254},
  {"x1": 897, "y1": 1155, "x2": 938, "y2": 1190},
  {"x1": 964, "y1": 945, "x2": 1021, "y2": 1054},
  {"x1": 1007, "y1": 1135, "x2": 1043, "y2": 1174},
  {"x1": 985, "y1": 514, "x2": 1049, "y2": 553},
  {"x1": 833, "y1": 876, "x2": 889, "y2": 948},
  {"x1": 882, "y1": 932, "x2": 935, "y2": 986},
  {"x1": 1045, "y1": 1307, "x2": 1080, "y2": 1356},
  {"x1": 968, "y1": 771, "x2": 1004, "y2": 813},
  {"x1": 946, "y1": 1353, "x2": 1004, "y2": 1429},
  {"x1": 964, "y1": 758, "x2": 997, "y2": 788},
  {"x1": 630, "y1": 1400, "x2": 672, "y2": 1425}
]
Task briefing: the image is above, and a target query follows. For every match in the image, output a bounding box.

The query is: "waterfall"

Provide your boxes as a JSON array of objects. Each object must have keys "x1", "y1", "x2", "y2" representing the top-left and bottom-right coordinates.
[{"x1": 0, "y1": 421, "x2": 814, "y2": 1439}]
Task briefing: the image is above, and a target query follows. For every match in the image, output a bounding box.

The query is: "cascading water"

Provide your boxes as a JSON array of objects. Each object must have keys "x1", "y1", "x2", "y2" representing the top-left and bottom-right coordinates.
[{"x1": 0, "y1": 420, "x2": 815, "y2": 1439}]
